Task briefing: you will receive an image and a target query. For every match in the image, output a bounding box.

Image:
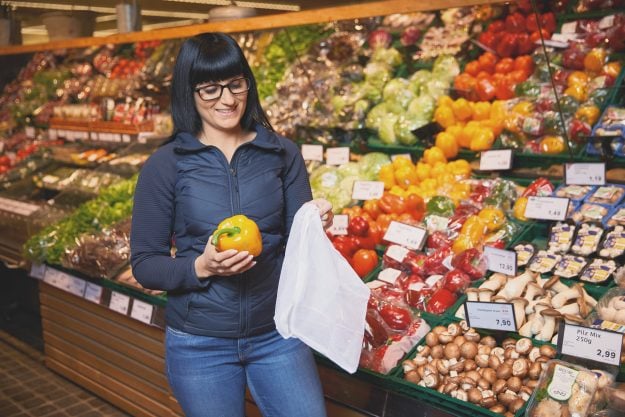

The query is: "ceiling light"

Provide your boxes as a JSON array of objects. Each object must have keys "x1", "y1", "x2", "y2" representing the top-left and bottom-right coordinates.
[{"x1": 164, "y1": 0, "x2": 300, "y2": 11}]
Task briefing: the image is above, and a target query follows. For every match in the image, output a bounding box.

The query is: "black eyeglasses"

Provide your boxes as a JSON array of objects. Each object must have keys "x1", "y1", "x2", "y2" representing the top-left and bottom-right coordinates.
[{"x1": 194, "y1": 78, "x2": 251, "y2": 101}]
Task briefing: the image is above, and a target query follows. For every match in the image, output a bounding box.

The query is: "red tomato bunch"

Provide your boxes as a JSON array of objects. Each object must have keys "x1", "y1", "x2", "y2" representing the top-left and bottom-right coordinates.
[{"x1": 110, "y1": 57, "x2": 144, "y2": 79}]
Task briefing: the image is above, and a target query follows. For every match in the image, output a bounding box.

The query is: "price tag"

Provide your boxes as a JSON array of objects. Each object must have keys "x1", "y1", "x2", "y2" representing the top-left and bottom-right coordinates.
[
  {"x1": 90, "y1": 132, "x2": 99, "y2": 141},
  {"x1": 325, "y1": 147, "x2": 350, "y2": 166},
  {"x1": 327, "y1": 214, "x2": 348, "y2": 236},
  {"x1": 524, "y1": 196, "x2": 570, "y2": 221},
  {"x1": 48, "y1": 129, "x2": 58, "y2": 140},
  {"x1": 84, "y1": 283, "x2": 103, "y2": 304},
  {"x1": 599, "y1": 15, "x2": 615, "y2": 29},
  {"x1": 29, "y1": 263, "x2": 46, "y2": 280},
  {"x1": 383, "y1": 221, "x2": 427, "y2": 251},
  {"x1": 484, "y1": 246, "x2": 517, "y2": 276},
  {"x1": 537, "y1": 39, "x2": 569, "y2": 48},
  {"x1": 301, "y1": 144, "x2": 324, "y2": 161},
  {"x1": 564, "y1": 163, "x2": 606, "y2": 186},
  {"x1": 551, "y1": 33, "x2": 577, "y2": 43},
  {"x1": 558, "y1": 323, "x2": 622, "y2": 367},
  {"x1": 385, "y1": 245, "x2": 409, "y2": 263},
  {"x1": 391, "y1": 154, "x2": 411, "y2": 162},
  {"x1": 479, "y1": 149, "x2": 513, "y2": 171},
  {"x1": 43, "y1": 268, "x2": 66, "y2": 289},
  {"x1": 561, "y1": 21, "x2": 578, "y2": 34},
  {"x1": 109, "y1": 291, "x2": 130, "y2": 315},
  {"x1": 367, "y1": 280, "x2": 387, "y2": 290},
  {"x1": 138, "y1": 132, "x2": 151, "y2": 144},
  {"x1": 122, "y1": 134, "x2": 131, "y2": 143},
  {"x1": 352, "y1": 181, "x2": 385, "y2": 200},
  {"x1": 25, "y1": 127, "x2": 35, "y2": 138},
  {"x1": 113, "y1": 134, "x2": 122, "y2": 143},
  {"x1": 378, "y1": 268, "x2": 402, "y2": 285},
  {"x1": 64, "y1": 276, "x2": 86, "y2": 297},
  {"x1": 130, "y1": 299, "x2": 154, "y2": 325},
  {"x1": 464, "y1": 301, "x2": 517, "y2": 332}
]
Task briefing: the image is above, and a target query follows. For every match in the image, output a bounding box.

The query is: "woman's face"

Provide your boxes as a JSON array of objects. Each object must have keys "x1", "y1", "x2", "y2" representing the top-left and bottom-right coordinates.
[{"x1": 194, "y1": 75, "x2": 249, "y2": 134}]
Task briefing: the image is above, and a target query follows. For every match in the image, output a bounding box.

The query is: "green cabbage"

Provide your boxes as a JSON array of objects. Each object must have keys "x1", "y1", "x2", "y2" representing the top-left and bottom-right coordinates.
[
  {"x1": 383, "y1": 78, "x2": 415, "y2": 108},
  {"x1": 359, "y1": 152, "x2": 391, "y2": 180},
  {"x1": 371, "y1": 47, "x2": 403, "y2": 67}
]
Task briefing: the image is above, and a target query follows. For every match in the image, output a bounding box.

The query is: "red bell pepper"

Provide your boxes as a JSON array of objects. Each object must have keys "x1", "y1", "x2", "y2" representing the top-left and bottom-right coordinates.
[
  {"x1": 348, "y1": 216, "x2": 369, "y2": 237},
  {"x1": 540, "y1": 13, "x2": 556, "y2": 33},
  {"x1": 442, "y1": 269, "x2": 471, "y2": 294},
  {"x1": 332, "y1": 235, "x2": 358, "y2": 260},
  {"x1": 426, "y1": 288, "x2": 457, "y2": 314},
  {"x1": 505, "y1": 12, "x2": 526, "y2": 34},
  {"x1": 405, "y1": 193, "x2": 425, "y2": 221},
  {"x1": 426, "y1": 231, "x2": 452, "y2": 252},
  {"x1": 365, "y1": 310, "x2": 389, "y2": 347},
  {"x1": 352, "y1": 249, "x2": 378, "y2": 278},
  {"x1": 451, "y1": 248, "x2": 486, "y2": 280},
  {"x1": 404, "y1": 251, "x2": 427, "y2": 277},
  {"x1": 379, "y1": 303, "x2": 412, "y2": 331},
  {"x1": 516, "y1": 33, "x2": 534, "y2": 55},
  {"x1": 424, "y1": 247, "x2": 452, "y2": 276},
  {"x1": 569, "y1": 119, "x2": 591, "y2": 144},
  {"x1": 496, "y1": 33, "x2": 518, "y2": 58},
  {"x1": 522, "y1": 177, "x2": 554, "y2": 197}
]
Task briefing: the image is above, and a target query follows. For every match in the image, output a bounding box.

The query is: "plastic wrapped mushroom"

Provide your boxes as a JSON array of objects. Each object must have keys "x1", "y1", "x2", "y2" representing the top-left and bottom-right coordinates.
[{"x1": 536, "y1": 309, "x2": 562, "y2": 342}]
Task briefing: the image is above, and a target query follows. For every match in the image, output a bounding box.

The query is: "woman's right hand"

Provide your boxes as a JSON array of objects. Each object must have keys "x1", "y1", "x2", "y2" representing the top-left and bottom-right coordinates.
[{"x1": 194, "y1": 236, "x2": 256, "y2": 279}]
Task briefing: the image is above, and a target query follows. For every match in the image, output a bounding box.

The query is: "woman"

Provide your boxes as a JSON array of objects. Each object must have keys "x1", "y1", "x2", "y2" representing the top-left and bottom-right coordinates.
[{"x1": 130, "y1": 32, "x2": 332, "y2": 417}]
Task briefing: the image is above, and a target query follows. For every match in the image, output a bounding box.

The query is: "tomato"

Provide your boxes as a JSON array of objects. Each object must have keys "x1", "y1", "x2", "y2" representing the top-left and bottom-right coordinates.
[
  {"x1": 351, "y1": 249, "x2": 378, "y2": 278},
  {"x1": 478, "y1": 52, "x2": 498, "y2": 73},
  {"x1": 464, "y1": 60, "x2": 481, "y2": 76},
  {"x1": 494, "y1": 58, "x2": 514, "y2": 74},
  {"x1": 514, "y1": 55, "x2": 535, "y2": 74}
]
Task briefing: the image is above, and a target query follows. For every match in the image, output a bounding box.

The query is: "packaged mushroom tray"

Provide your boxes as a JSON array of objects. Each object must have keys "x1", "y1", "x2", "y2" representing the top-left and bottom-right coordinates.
[
  {"x1": 398, "y1": 319, "x2": 557, "y2": 417},
  {"x1": 454, "y1": 272, "x2": 597, "y2": 344}
]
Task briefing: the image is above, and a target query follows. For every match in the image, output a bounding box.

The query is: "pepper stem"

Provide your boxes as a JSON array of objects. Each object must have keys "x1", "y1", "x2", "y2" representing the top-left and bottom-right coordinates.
[{"x1": 211, "y1": 226, "x2": 241, "y2": 246}]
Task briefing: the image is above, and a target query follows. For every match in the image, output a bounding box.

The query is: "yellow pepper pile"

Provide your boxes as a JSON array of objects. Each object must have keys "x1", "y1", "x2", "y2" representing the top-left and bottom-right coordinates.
[{"x1": 452, "y1": 206, "x2": 506, "y2": 254}]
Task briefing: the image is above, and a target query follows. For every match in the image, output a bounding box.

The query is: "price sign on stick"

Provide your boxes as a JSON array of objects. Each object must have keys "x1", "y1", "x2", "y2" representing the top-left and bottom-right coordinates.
[
  {"x1": 327, "y1": 214, "x2": 348, "y2": 236},
  {"x1": 524, "y1": 196, "x2": 570, "y2": 221},
  {"x1": 465, "y1": 301, "x2": 517, "y2": 332},
  {"x1": 301, "y1": 144, "x2": 323, "y2": 161},
  {"x1": 352, "y1": 181, "x2": 384, "y2": 200},
  {"x1": 564, "y1": 163, "x2": 606, "y2": 186},
  {"x1": 325, "y1": 147, "x2": 350, "y2": 165},
  {"x1": 383, "y1": 221, "x2": 427, "y2": 251},
  {"x1": 479, "y1": 149, "x2": 513, "y2": 171},
  {"x1": 558, "y1": 323, "x2": 622, "y2": 367},
  {"x1": 484, "y1": 246, "x2": 517, "y2": 276}
]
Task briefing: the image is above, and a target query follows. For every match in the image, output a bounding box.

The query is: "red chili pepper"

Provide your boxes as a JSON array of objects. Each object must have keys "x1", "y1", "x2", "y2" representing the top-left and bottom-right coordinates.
[
  {"x1": 379, "y1": 303, "x2": 412, "y2": 331},
  {"x1": 348, "y1": 216, "x2": 370, "y2": 237},
  {"x1": 426, "y1": 288, "x2": 457, "y2": 314}
]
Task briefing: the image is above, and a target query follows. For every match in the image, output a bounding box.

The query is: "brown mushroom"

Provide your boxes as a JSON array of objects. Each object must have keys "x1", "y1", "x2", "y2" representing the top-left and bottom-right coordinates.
[
  {"x1": 447, "y1": 322, "x2": 461, "y2": 336},
  {"x1": 464, "y1": 329, "x2": 480, "y2": 342},
  {"x1": 502, "y1": 338, "x2": 517, "y2": 350},
  {"x1": 498, "y1": 391, "x2": 517, "y2": 406},
  {"x1": 489, "y1": 404, "x2": 506, "y2": 414},
  {"x1": 515, "y1": 338, "x2": 533, "y2": 355},
  {"x1": 444, "y1": 343, "x2": 461, "y2": 360},
  {"x1": 426, "y1": 332, "x2": 439, "y2": 347},
  {"x1": 528, "y1": 362, "x2": 543, "y2": 380},
  {"x1": 481, "y1": 368, "x2": 497, "y2": 384},
  {"x1": 438, "y1": 332, "x2": 454, "y2": 344},
  {"x1": 481, "y1": 396, "x2": 498, "y2": 408},
  {"x1": 475, "y1": 354, "x2": 489, "y2": 368},
  {"x1": 488, "y1": 354, "x2": 502, "y2": 369},
  {"x1": 539, "y1": 344, "x2": 557, "y2": 359},
  {"x1": 512, "y1": 358, "x2": 529, "y2": 378},
  {"x1": 460, "y1": 341, "x2": 478, "y2": 359},
  {"x1": 507, "y1": 376, "x2": 522, "y2": 393},
  {"x1": 453, "y1": 335, "x2": 467, "y2": 346},
  {"x1": 492, "y1": 379, "x2": 508, "y2": 394},
  {"x1": 508, "y1": 398, "x2": 525, "y2": 413},
  {"x1": 431, "y1": 344, "x2": 444, "y2": 359},
  {"x1": 463, "y1": 359, "x2": 477, "y2": 372},
  {"x1": 432, "y1": 325, "x2": 447, "y2": 335},
  {"x1": 481, "y1": 335, "x2": 497, "y2": 347},
  {"x1": 496, "y1": 363, "x2": 512, "y2": 380},
  {"x1": 405, "y1": 370, "x2": 421, "y2": 384}
]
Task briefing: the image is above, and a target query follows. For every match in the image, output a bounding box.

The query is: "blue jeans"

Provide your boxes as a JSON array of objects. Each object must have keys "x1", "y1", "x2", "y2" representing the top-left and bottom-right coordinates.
[{"x1": 165, "y1": 327, "x2": 327, "y2": 417}]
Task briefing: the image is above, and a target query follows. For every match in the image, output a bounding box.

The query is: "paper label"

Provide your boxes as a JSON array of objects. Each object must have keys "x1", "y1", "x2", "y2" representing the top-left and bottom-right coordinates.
[
  {"x1": 25, "y1": 127, "x2": 35, "y2": 138},
  {"x1": 90, "y1": 132, "x2": 99, "y2": 141},
  {"x1": 599, "y1": 15, "x2": 615, "y2": 29},
  {"x1": 352, "y1": 181, "x2": 385, "y2": 200},
  {"x1": 48, "y1": 129, "x2": 58, "y2": 140},
  {"x1": 109, "y1": 292, "x2": 130, "y2": 315},
  {"x1": 44, "y1": 268, "x2": 85, "y2": 297},
  {"x1": 561, "y1": 22, "x2": 578, "y2": 34},
  {"x1": 524, "y1": 196, "x2": 569, "y2": 221},
  {"x1": 113, "y1": 134, "x2": 122, "y2": 143},
  {"x1": 383, "y1": 221, "x2": 427, "y2": 251},
  {"x1": 479, "y1": 149, "x2": 513, "y2": 171},
  {"x1": 565, "y1": 163, "x2": 605, "y2": 185},
  {"x1": 367, "y1": 280, "x2": 387, "y2": 289},
  {"x1": 130, "y1": 299, "x2": 154, "y2": 325},
  {"x1": 484, "y1": 246, "x2": 517, "y2": 276},
  {"x1": 301, "y1": 144, "x2": 324, "y2": 161},
  {"x1": 327, "y1": 214, "x2": 348, "y2": 236},
  {"x1": 537, "y1": 39, "x2": 569, "y2": 48},
  {"x1": 464, "y1": 301, "x2": 517, "y2": 332},
  {"x1": 0, "y1": 197, "x2": 40, "y2": 216},
  {"x1": 378, "y1": 268, "x2": 402, "y2": 285},
  {"x1": 65, "y1": 276, "x2": 86, "y2": 297},
  {"x1": 29, "y1": 263, "x2": 46, "y2": 280},
  {"x1": 551, "y1": 33, "x2": 577, "y2": 43},
  {"x1": 122, "y1": 134, "x2": 131, "y2": 143},
  {"x1": 325, "y1": 147, "x2": 350, "y2": 165},
  {"x1": 386, "y1": 245, "x2": 409, "y2": 262},
  {"x1": 558, "y1": 323, "x2": 622, "y2": 367},
  {"x1": 547, "y1": 365, "x2": 579, "y2": 401},
  {"x1": 84, "y1": 283, "x2": 103, "y2": 304}
]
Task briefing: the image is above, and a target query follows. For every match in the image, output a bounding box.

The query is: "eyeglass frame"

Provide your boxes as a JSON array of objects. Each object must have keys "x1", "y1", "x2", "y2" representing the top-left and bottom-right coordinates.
[{"x1": 194, "y1": 77, "x2": 251, "y2": 102}]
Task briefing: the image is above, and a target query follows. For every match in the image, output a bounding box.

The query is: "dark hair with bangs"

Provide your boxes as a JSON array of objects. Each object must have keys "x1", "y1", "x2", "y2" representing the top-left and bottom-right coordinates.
[{"x1": 170, "y1": 32, "x2": 272, "y2": 136}]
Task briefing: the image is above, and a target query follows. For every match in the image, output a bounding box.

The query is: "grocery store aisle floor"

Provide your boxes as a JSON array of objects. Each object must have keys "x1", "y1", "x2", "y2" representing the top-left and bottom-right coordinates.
[{"x1": 0, "y1": 330, "x2": 131, "y2": 417}]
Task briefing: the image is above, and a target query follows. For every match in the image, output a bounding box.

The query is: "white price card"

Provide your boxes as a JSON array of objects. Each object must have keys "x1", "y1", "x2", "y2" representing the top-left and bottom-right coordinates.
[
  {"x1": 130, "y1": 299, "x2": 154, "y2": 325},
  {"x1": 29, "y1": 263, "x2": 46, "y2": 280},
  {"x1": 352, "y1": 181, "x2": 385, "y2": 200},
  {"x1": 484, "y1": 246, "x2": 517, "y2": 276},
  {"x1": 90, "y1": 132, "x2": 99, "y2": 141},
  {"x1": 551, "y1": 33, "x2": 577, "y2": 43},
  {"x1": 378, "y1": 268, "x2": 402, "y2": 285},
  {"x1": 537, "y1": 39, "x2": 569, "y2": 48},
  {"x1": 122, "y1": 134, "x2": 131, "y2": 143},
  {"x1": 464, "y1": 301, "x2": 517, "y2": 332},
  {"x1": 109, "y1": 291, "x2": 130, "y2": 315},
  {"x1": 479, "y1": 149, "x2": 513, "y2": 171},
  {"x1": 599, "y1": 15, "x2": 615, "y2": 29},
  {"x1": 561, "y1": 21, "x2": 578, "y2": 33},
  {"x1": 564, "y1": 163, "x2": 606, "y2": 186},
  {"x1": 558, "y1": 323, "x2": 623, "y2": 367},
  {"x1": 325, "y1": 147, "x2": 350, "y2": 166},
  {"x1": 84, "y1": 283, "x2": 103, "y2": 304},
  {"x1": 327, "y1": 214, "x2": 348, "y2": 236},
  {"x1": 391, "y1": 154, "x2": 411, "y2": 162},
  {"x1": 113, "y1": 134, "x2": 122, "y2": 143},
  {"x1": 385, "y1": 245, "x2": 409, "y2": 263},
  {"x1": 64, "y1": 276, "x2": 86, "y2": 297},
  {"x1": 524, "y1": 196, "x2": 570, "y2": 221},
  {"x1": 301, "y1": 144, "x2": 324, "y2": 161},
  {"x1": 25, "y1": 127, "x2": 35, "y2": 138},
  {"x1": 383, "y1": 221, "x2": 427, "y2": 251},
  {"x1": 43, "y1": 268, "x2": 66, "y2": 289},
  {"x1": 48, "y1": 129, "x2": 58, "y2": 140}
]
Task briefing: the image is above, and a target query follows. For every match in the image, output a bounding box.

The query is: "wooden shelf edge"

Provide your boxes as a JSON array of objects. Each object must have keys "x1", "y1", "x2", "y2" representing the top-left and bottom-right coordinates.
[{"x1": 0, "y1": 0, "x2": 505, "y2": 56}]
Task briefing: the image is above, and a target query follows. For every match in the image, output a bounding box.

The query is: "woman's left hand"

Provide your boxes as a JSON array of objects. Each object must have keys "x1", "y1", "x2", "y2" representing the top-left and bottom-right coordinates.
[{"x1": 310, "y1": 198, "x2": 333, "y2": 230}]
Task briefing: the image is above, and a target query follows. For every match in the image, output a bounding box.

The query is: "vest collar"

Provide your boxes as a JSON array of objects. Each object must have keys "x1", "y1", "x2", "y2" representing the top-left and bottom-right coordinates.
[{"x1": 173, "y1": 123, "x2": 284, "y2": 154}]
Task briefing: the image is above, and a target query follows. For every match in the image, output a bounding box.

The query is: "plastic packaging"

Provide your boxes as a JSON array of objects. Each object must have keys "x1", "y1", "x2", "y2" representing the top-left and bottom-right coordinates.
[{"x1": 525, "y1": 360, "x2": 599, "y2": 417}]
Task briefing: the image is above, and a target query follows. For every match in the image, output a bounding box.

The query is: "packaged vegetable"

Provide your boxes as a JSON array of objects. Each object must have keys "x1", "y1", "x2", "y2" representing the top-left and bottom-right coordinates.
[
  {"x1": 580, "y1": 258, "x2": 617, "y2": 285},
  {"x1": 548, "y1": 221, "x2": 577, "y2": 254},
  {"x1": 571, "y1": 223, "x2": 604, "y2": 256},
  {"x1": 599, "y1": 226, "x2": 625, "y2": 259}
]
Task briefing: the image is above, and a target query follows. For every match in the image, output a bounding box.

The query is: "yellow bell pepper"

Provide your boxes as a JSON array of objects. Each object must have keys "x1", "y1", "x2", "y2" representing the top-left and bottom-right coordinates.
[
  {"x1": 452, "y1": 98, "x2": 473, "y2": 122},
  {"x1": 378, "y1": 164, "x2": 396, "y2": 190},
  {"x1": 434, "y1": 105, "x2": 456, "y2": 129},
  {"x1": 472, "y1": 101, "x2": 491, "y2": 121},
  {"x1": 564, "y1": 84, "x2": 587, "y2": 102},
  {"x1": 212, "y1": 214, "x2": 263, "y2": 256},
  {"x1": 567, "y1": 71, "x2": 590, "y2": 86},
  {"x1": 469, "y1": 127, "x2": 495, "y2": 151},
  {"x1": 452, "y1": 233, "x2": 476, "y2": 254},
  {"x1": 603, "y1": 62, "x2": 622, "y2": 78},
  {"x1": 583, "y1": 48, "x2": 606, "y2": 73},
  {"x1": 478, "y1": 207, "x2": 506, "y2": 232},
  {"x1": 575, "y1": 105, "x2": 600, "y2": 125},
  {"x1": 513, "y1": 197, "x2": 529, "y2": 221},
  {"x1": 422, "y1": 146, "x2": 447, "y2": 165},
  {"x1": 460, "y1": 215, "x2": 487, "y2": 242},
  {"x1": 539, "y1": 135, "x2": 566, "y2": 154},
  {"x1": 435, "y1": 131, "x2": 459, "y2": 159},
  {"x1": 511, "y1": 101, "x2": 533, "y2": 116},
  {"x1": 415, "y1": 162, "x2": 432, "y2": 181},
  {"x1": 394, "y1": 165, "x2": 418, "y2": 188}
]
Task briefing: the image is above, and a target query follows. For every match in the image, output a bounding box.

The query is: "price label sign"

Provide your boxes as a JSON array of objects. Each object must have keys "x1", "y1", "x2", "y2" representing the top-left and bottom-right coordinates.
[
  {"x1": 65, "y1": 276, "x2": 86, "y2": 297},
  {"x1": 599, "y1": 15, "x2": 615, "y2": 29},
  {"x1": 84, "y1": 283, "x2": 103, "y2": 304},
  {"x1": 479, "y1": 149, "x2": 513, "y2": 171},
  {"x1": 29, "y1": 263, "x2": 46, "y2": 280},
  {"x1": 301, "y1": 144, "x2": 324, "y2": 161},
  {"x1": 130, "y1": 299, "x2": 154, "y2": 325},
  {"x1": 484, "y1": 246, "x2": 517, "y2": 276},
  {"x1": 327, "y1": 214, "x2": 348, "y2": 236},
  {"x1": 564, "y1": 163, "x2": 606, "y2": 186},
  {"x1": 325, "y1": 147, "x2": 350, "y2": 166},
  {"x1": 538, "y1": 39, "x2": 569, "y2": 48},
  {"x1": 43, "y1": 268, "x2": 67, "y2": 290},
  {"x1": 109, "y1": 291, "x2": 130, "y2": 315},
  {"x1": 464, "y1": 301, "x2": 517, "y2": 332},
  {"x1": 48, "y1": 129, "x2": 58, "y2": 140},
  {"x1": 122, "y1": 134, "x2": 131, "y2": 143},
  {"x1": 557, "y1": 323, "x2": 623, "y2": 367},
  {"x1": 550, "y1": 33, "x2": 577, "y2": 43},
  {"x1": 383, "y1": 221, "x2": 427, "y2": 251},
  {"x1": 561, "y1": 21, "x2": 578, "y2": 33},
  {"x1": 524, "y1": 196, "x2": 570, "y2": 221},
  {"x1": 25, "y1": 127, "x2": 35, "y2": 138},
  {"x1": 352, "y1": 181, "x2": 385, "y2": 200}
]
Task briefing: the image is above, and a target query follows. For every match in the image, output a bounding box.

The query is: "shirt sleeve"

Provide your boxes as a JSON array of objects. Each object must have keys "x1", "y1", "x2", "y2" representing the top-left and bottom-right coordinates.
[
  {"x1": 281, "y1": 139, "x2": 313, "y2": 235},
  {"x1": 130, "y1": 148, "x2": 210, "y2": 292}
]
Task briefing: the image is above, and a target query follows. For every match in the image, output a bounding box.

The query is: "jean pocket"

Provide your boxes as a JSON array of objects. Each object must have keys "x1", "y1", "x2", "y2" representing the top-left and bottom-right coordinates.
[{"x1": 166, "y1": 326, "x2": 193, "y2": 338}]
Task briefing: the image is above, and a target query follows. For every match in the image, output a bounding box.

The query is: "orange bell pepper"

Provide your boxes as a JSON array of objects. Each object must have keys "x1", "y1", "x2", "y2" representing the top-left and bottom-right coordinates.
[
  {"x1": 378, "y1": 193, "x2": 406, "y2": 214},
  {"x1": 363, "y1": 199, "x2": 381, "y2": 220},
  {"x1": 405, "y1": 193, "x2": 425, "y2": 221}
]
